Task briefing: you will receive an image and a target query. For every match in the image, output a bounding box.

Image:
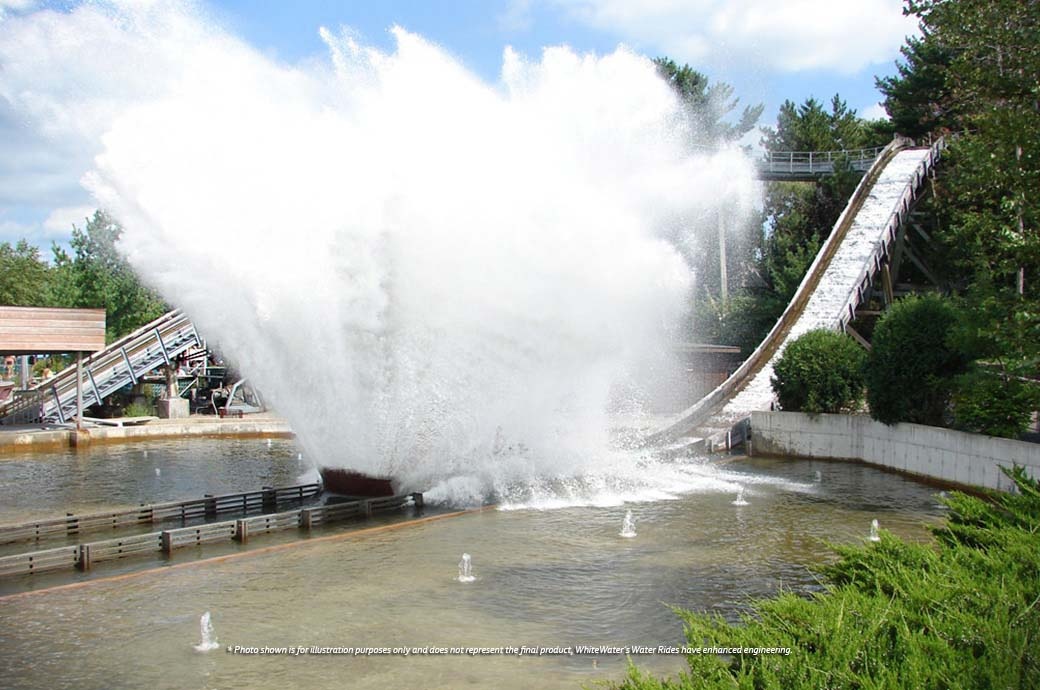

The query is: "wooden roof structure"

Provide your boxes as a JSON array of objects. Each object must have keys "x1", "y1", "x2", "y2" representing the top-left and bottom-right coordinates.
[{"x1": 0, "y1": 306, "x2": 106, "y2": 354}]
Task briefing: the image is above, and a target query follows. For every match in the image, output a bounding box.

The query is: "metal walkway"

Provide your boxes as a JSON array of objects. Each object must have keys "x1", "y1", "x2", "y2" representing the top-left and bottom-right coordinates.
[
  {"x1": 0, "y1": 309, "x2": 201, "y2": 424},
  {"x1": 649, "y1": 137, "x2": 945, "y2": 450},
  {"x1": 755, "y1": 145, "x2": 884, "y2": 181}
]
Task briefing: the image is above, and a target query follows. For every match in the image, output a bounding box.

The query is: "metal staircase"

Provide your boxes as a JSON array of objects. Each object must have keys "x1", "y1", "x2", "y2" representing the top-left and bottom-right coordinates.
[{"x1": 0, "y1": 309, "x2": 202, "y2": 424}]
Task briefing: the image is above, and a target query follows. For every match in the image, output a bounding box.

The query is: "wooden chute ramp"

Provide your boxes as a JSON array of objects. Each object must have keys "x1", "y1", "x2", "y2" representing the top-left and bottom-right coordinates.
[{"x1": 647, "y1": 137, "x2": 946, "y2": 453}]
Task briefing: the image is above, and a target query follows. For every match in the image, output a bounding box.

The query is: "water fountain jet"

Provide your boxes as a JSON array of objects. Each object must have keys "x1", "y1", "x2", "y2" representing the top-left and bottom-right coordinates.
[
  {"x1": 193, "y1": 611, "x2": 220, "y2": 652},
  {"x1": 457, "y1": 553, "x2": 476, "y2": 583},
  {"x1": 619, "y1": 510, "x2": 637, "y2": 538},
  {"x1": 731, "y1": 486, "x2": 749, "y2": 506}
]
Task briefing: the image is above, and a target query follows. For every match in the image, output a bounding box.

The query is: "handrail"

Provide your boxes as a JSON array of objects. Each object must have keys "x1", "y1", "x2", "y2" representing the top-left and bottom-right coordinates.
[{"x1": 835, "y1": 138, "x2": 946, "y2": 330}]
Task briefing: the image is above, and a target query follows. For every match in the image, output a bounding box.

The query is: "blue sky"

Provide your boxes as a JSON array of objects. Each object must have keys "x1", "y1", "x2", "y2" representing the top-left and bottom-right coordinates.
[{"x1": 0, "y1": 0, "x2": 918, "y2": 249}]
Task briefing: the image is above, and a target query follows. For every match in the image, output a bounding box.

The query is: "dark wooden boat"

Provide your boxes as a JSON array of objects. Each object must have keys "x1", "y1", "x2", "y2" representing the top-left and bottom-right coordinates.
[{"x1": 319, "y1": 467, "x2": 395, "y2": 497}]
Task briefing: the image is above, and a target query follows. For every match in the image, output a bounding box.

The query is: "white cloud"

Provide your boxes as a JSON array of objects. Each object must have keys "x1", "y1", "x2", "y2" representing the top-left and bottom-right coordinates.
[
  {"x1": 0, "y1": 0, "x2": 36, "y2": 18},
  {"x1": 0, "y1": 1, "x2": 226, "y2": 241},
  {"x1": 860, "y1": 102, "x2": 888, "y2": 121},
  {"x1": 543, "y1": 0, "x2": 917, "y2": 74},
  {"x1": 43, "y1": 204, "x2": 94, "y2": 238}
]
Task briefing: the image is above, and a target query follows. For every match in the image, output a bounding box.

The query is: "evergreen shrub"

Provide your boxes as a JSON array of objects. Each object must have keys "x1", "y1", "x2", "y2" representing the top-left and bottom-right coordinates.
[{"x1": 770, "y1": 329, "x2": 866, "y2": 413}]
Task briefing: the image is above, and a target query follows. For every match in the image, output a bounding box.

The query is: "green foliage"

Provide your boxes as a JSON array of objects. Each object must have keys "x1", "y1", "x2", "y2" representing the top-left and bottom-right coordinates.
[
  {"x1": 0, "y1": 240, "x2": 53, "y2": 306},
  {"x1": 762, "y1": 95, "x2": 884, "y2": 153},
  {"x1": 771, "y1": 329, "x2": 866, "y2": 413},
  {"x1": 880, "y1": 0, "x2": 1040, "y2": 410},
  {"x1": 865, "y1": 294, "x2": 968, "y2": 426},
  {"x1": 1, "y1": 211, "x2": 167, "y2": 342},
  {"x1": 614, "y1": 467, "x2": 1040, "y2": 690},
  {"x1": 692, "y1": 294, "x2": 782, "y2": 358},
  {"x1": 67, "y1": 210, "x2": 167, "y2": 342},
  {"x1": 876, "y1": 30, "x2": 956, "y2": 139},
  {"x1": 950, "y1": 370, "x2": 1039, "y2": 439},
  {"x1": 653, "y1": 58, "x2": 763, "y2": 146},
  {"x1": 122, "y1": 401, "x2": 155, "y2": 418}
]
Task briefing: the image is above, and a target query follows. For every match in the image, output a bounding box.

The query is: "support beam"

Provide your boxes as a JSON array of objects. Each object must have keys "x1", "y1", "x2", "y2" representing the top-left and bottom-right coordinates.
[
  {"x1": 881, "y1": 264, "x2": 895, "y2": 306},
  {"x1": 75, "y1": 351, "x2": 83, "y2": 431},
  {"x1": 845, "y1": 324, "x2": 872, "y2": 351},
  {"x1": 903, "y1": 244, "x2": 941, "y2": 286},
  {"x1": 889, "y1": 222, "x2": 908, "y2": 280}
]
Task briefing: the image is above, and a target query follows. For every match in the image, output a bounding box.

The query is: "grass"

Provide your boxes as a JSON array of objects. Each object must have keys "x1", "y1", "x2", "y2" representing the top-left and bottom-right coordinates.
[{"x1": 614, "y1": 466, "x2": 1040, "y2": 690}]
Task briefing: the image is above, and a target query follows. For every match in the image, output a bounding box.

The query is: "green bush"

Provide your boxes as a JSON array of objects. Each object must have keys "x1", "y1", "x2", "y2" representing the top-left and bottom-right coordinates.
[
  {"x1": 865, "y1": 294, "x2": 969, "y2": 426},
  {"x1": 613, "y1": 467, "x2": 1040, "y2": 690},
  {"x1": 122, "y1": 401, "x2": 155, "y2": 418},
  {"x1": 770, "y1": 329, "x2": 866, "y2": 413},
  {"x1": 951, "y1": 369, "x2": 1039, "y2": 438}
]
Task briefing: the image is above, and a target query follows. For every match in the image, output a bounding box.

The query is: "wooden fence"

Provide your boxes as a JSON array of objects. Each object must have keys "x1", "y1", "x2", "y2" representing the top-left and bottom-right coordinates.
[
  {"x1": 0, "y1": 484, "x2": 321, "y2": 545},
  {"x1": 0, "y1": 493, "x2": 420, "y2": 576}
]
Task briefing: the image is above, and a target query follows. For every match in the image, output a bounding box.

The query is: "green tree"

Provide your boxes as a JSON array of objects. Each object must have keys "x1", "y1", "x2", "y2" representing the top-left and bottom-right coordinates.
[
  {"x1": 653, "y1": 57, "x2": 763, "y2": 146},
  {"x1": 67, "y1": 210, "x2": 167, "y2": 342},
  {"x1": 865, "y1": 295, "x2": 969, "y2": 426},
  {"x1": 0, "y1": 240, "x2": 53, "y2": 306},
  {"x1": 771, "y1": 329, "x2": 867, "y2": 413},
  {"x1": 879, "y1": 0, "x2": 1040, "y2": 422},
  {"x1": 876, "y1": 29, "x2": 956, "y2": 139},
  {"x1": 655, "y1": 57, "x2": 764, "y2": 342}
]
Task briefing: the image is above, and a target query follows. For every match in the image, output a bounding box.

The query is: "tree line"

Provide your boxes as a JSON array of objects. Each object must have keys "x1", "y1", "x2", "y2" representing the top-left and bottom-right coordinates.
[
  {"x1": 660, "y1": 0, "x2": 1039, "y2": 438},
  {"x1": 0, "y1": 210, "x2": 166, "y2": 343}
]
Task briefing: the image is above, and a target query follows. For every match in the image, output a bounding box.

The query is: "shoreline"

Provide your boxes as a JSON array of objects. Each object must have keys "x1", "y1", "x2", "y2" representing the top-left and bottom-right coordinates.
[{"x1": 0, "y1": 412, "x2": 293, "y2": 454}]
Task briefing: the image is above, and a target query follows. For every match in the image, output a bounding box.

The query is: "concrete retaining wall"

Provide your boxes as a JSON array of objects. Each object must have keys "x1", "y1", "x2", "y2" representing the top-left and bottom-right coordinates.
[
  {"x1": 750, "y1": 411, "x2": 1040, "y2": 492},
  {"x1": 0, "y1": 415, "x2": 293, "y2": 454}
]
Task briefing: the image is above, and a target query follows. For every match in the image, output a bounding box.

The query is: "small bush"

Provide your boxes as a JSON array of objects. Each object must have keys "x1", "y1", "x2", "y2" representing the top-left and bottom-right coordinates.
[
  {"x1": 123, "y1": 401, "x2": 155, "y2": 418},
  {"x1": 770, "y1": 329, "x2": 866, "y2": 413},
  {"x1": 865, "y1": 294, "x2": 969, "y2": 426}
]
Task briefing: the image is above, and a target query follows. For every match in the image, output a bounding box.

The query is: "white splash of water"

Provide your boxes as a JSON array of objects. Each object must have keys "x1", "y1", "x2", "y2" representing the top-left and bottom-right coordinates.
[
  {"x1": 619, "y1": 509, "x2": 637, "y2": 538},
  {"x1": 731, "y1": 485, "x2": 749, "y2": 506},
  {"x1": 3, "y1": 2, "x2": 759, "y2": 504},
  {"x1": 193, "y1": 611, "x2": 219, "y2": 652},
  {"x1": 457, "y1": 553, "x2": 476, "y2": 583}
]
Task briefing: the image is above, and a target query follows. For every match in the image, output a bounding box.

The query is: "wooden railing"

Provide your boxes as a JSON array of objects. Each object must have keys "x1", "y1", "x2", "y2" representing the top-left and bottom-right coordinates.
[
  {"x1": 0, "y1": 483, "x2": 321, "y2": 545},
  {"x1": 0, "y1": 492, "x2": 421, "y2": 576}
]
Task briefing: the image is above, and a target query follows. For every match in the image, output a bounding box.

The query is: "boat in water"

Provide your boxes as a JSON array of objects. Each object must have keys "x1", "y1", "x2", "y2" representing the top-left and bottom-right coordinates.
[{"x1": 319, "y1": 467, "x2": 395, "y2": 497}]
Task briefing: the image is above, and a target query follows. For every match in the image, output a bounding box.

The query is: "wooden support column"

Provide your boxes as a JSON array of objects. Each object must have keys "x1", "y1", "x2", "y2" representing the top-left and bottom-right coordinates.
[
  {"x1": 78, "y1": 544, "x2": 92, "y2": 571},
  {"x1": 75, "y1": 351, "x2": 83, "y2": 431},
  {"x1": 881, "y1": 265, "x2": 895, "y2": 306}
]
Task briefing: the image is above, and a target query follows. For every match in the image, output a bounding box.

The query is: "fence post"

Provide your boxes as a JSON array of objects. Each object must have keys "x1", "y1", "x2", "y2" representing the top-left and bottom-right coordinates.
[
  {"x1": 204, "y1": 495, "x2": 217, "y2": 519},
  {"x1": 234, "y1": 519, "x2": 249, "y2": 543},
  {"x1": 300, "y1": 509, "x2": 313, "y2": 531},
  {"x1": 78, "y1": 543, "x2": 92, "y2": 571},
  {"x1": 262, "y1": 487, "x2": 277, "y2": 513},
  {"x1": 362, "y1": 500, "x2": 372, "y2": 517},
  {"x1": 161, "y1": 531, "x2": 173, "y2": 554},
  {"x1": 411, "y1": 492, "x2": 424, "y2": 511}
]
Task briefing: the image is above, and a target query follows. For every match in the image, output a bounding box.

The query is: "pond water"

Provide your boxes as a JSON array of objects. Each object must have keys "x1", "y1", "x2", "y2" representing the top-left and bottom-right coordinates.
[{"x1": 0, "y1": 442, "x2": 947, "y2": 689}]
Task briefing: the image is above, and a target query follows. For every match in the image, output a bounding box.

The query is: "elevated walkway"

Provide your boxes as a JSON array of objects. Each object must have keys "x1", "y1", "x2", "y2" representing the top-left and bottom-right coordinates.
[
  {"x1": 755, "y1": 145, "x2": 884, "y2": 181},
  {"x1": 0, "y1": 309, "x2": 201, "y2": 425},
  {"x1": 649, "y1": 137, "x2": 945, "y2": 451}
]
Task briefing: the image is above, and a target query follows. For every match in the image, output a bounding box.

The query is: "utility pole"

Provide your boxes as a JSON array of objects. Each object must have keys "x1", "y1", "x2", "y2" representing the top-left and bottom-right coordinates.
[{"x1": 718, "y1": 212, "x2": 729, "y2": 301}]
